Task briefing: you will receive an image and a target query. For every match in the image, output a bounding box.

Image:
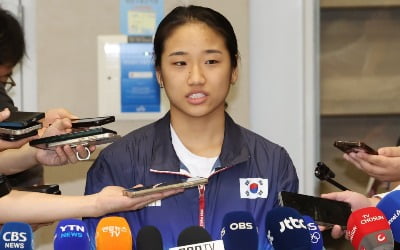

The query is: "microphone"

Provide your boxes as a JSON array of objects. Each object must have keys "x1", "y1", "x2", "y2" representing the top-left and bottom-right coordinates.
[
  {"x1": 95, "y1": 216, "x2": 133, "y2": 250},
  {"x1": 53, "y1": 219, "x2": 90, "y2": 250},
  {"x1": 347, "y1": 207, "x2": 394, "y2": 249},
  {"x1": 136, "y1": 226, "x2": 163, "y2": 250},
  {"x1": 0, "y1": 222, "x2": 34, "y2": 250},
  {"x1": 170, "y1": 226, "x2": 224, "y2": 250},
  {"x1": 220, "y1": 211, "x2": 258, "y2": 250},
  {"x1": 302, "y1": 215, "x2": 324, "y2": 250},
  {"x1": 376, "y1": 190, "x2": 400, "y2": 242},
  {"x1": 265, "y1": 206, "x2": 311, "y2": 250},
  {"x1": 315, "y1": 162, "x2": 350, "y2": 191}
]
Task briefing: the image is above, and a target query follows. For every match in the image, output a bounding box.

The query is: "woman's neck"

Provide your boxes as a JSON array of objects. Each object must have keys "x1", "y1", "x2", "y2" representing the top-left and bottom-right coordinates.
[{"x1": 170, "y1": 110, "x2": 225, "y2": 157}]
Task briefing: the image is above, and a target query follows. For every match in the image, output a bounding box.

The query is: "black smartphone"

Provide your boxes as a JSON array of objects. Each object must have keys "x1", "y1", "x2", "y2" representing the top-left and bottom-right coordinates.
[
  {"x1": 334, "y1": 140, "x2": 378, "y2": 155},
  {"x1": 123, "y1": 177, "x2": 208, "y2": 198},
  {"x1": 14, "y1": 184, "x2": 61, "y2": 195},
  {"x1": 71, "y1": 116, "x2": 115, "y2": 128},
  {"x1": 0, "y1": 129, "x2": 39, "y2": 141},
  {"x1": 278, "y1": 191, "x2": 352, "y2": 228},
  {"x1": 0, "y1": 111, "x2": 45, "y2": 128},
  {"x1": 29, "y1": 127, "x2": 121, "y2": 150}
]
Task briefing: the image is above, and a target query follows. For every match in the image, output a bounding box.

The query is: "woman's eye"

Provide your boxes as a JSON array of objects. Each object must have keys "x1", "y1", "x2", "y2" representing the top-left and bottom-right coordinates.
[
  {"x1": 205, "y1": 60, "x2": 218, "y2": 64},
  {"x1": 174, "y1": 61, "x2": 186, "y2": 66}
]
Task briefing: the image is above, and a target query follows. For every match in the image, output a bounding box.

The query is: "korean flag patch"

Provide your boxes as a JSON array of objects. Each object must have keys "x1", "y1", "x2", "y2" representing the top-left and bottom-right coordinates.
[{"x1": 240, "y1": 178, "x2": 268, "y2": 199}]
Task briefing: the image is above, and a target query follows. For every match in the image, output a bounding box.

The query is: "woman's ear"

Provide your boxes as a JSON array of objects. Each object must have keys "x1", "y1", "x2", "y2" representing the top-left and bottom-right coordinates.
[
  {"x1": 230, "y1": 67, "x2": 238, "y2": 85},
  {"x1": 156, "y1": 69, "x2": 164, "y2": 88}
]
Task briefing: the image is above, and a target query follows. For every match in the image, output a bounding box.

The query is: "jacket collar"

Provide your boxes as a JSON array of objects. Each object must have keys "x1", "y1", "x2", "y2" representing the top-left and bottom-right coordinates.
[{"x1": 150, "y1": 112, "x2": 250, "y2": 173}]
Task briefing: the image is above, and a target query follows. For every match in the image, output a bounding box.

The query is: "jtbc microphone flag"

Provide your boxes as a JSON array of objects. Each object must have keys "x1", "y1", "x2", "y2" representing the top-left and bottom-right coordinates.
[{"x1": 0, "y1": 222, "x2": 33, "y2": 250}]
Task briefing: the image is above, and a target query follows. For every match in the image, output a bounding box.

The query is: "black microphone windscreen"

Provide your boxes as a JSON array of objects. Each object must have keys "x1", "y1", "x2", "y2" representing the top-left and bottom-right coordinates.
[
  {"x1": 136, "y1": 226, "x2": 163, "y2": 250},
  {"x1": 177, "y1": 226, "x2": 212, "y2": 246}
]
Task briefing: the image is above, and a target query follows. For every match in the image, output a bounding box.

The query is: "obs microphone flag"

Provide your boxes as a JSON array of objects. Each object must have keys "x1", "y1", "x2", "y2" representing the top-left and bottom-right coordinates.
[
  {"x1": 95, "y1": 216, "x2": 132, "y2": 250},
  {"x1": 347, "y1": 207, "x2": 394, "y2": 250},
  {"x1": 220, "y1": 211, "x2": 258, "y2": 250},
  {"x1": 136, "y1": 226, "x2": 163, "y2": 250},
  {"x1": 0, "y1": 222, "x2": 33, "y2": 250},
  {"x1": 53, "y1": 219, "x2": 90, "y2": 250},
  {"x1": 377, "y1": 190, "x2": 400, "y2": 242},
  {"x1": 302, "y1": 215, "x2": 324, "y2": 250},
  {"x1": 265, "y1": 206, "x2": 311, "y2": 250},
  {"x1": 170, "y1": 226, "x2": 224, "y2": 250}
]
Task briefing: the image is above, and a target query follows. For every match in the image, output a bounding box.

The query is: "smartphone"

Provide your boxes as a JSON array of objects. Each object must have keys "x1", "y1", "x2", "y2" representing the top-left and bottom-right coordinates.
[
  {"x1": 278, "y1": 191, "x2": 352, "y2": 228},
  {"x1": 14, "y1": 184, "x2": 61, "y2": 195},
  {"x1": 29, "y1": 127, "x2": 121, "y2": 150},
  {"x1": 71, "y1": 116, "x2": 115, "y2": 128},
  {"x1": 334, "y1": 140, "x2": 378, "y2": 155},
  {"x1": 0, "y1": 122, "x2": 42, "y2": 136},
  {"x1": 122, "y1": 177, "x2": 208, "y2": 198},
  {"x1": 0, "y1": 111, "x2": 45, "y2": 128},
  {"x1": 0, "y1": 129, "x2": 39, "y2": 141}
]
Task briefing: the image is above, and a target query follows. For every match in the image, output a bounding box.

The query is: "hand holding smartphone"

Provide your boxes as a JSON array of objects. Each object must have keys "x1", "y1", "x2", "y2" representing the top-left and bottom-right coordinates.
[
  {"x1": 334, "y1": 140, "x2": 378, "y2": 155},
  {"x1": 278, "y1": 191, "x2": 351, "y2": 229},
  {"x1": 0, "y1": 112, "x2": 45, "y2": 141}
]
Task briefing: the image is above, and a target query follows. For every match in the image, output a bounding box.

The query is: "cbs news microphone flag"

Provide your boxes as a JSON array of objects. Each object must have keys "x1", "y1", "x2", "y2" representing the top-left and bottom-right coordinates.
[{"x1": 0, "y1": 222, "x2": 34, "y2": 250}]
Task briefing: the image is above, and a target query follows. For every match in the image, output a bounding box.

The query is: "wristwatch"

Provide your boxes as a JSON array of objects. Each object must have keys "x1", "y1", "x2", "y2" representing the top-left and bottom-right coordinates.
[{"x1": 0, "y1": 175, "x2": 11, "y2": 198}]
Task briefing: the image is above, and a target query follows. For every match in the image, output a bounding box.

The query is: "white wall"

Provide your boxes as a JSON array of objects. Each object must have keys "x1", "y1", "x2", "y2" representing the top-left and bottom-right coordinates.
[{"x1": 249, "y1": 0, "x2": 319, "y2": 195}]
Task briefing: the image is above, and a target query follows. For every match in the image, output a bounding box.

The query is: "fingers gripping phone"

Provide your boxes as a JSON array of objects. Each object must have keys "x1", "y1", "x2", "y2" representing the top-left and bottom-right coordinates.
[
  {"x1": 334, "y1": 140, "x2": 378, "y2": 155},
  {"x1": 278, "y1": 191, "x2": 352, "y2": 229},
  {"x1": 123, "y1": 177, "x2": 208, "y2": 198}
]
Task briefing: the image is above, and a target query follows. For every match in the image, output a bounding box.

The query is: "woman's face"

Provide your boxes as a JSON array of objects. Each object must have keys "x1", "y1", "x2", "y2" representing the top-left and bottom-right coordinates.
[{"x1": 157, "y1": 22, "x2": 237, "y2": 119}]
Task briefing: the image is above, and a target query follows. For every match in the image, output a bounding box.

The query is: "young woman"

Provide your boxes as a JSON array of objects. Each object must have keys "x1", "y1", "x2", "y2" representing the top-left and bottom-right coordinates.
[{"x1": 84, "y1": 5, "x2": 299, "y2": 249}]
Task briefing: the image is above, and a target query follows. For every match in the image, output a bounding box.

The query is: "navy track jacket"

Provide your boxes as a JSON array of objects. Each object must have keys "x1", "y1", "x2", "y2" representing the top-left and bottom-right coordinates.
[{"x1": 84, "y1": 112, "x2": 299, "y2": 249}]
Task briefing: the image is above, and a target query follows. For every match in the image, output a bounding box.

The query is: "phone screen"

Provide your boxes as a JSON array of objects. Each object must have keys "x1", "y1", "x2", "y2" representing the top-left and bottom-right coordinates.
[{"x1": 278, "y1": 191, "x2": 351, "y2": 228}]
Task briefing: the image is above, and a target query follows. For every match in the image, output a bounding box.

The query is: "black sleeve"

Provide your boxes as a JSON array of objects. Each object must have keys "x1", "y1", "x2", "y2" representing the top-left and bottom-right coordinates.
[{"x1": 0, "y1": 85, "x2": 18, "y2": 111}]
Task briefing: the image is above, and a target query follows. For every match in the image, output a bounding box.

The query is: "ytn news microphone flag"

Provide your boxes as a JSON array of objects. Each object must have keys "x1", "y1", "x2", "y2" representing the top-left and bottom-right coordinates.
[{"x1": 53, "y1": 219, "x2": 90, "y2": 250}]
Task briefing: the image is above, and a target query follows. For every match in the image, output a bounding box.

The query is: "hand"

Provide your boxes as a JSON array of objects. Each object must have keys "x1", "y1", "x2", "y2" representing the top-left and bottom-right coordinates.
[
  {"x1": 0, "y1": 136, "x2": 39, "y2": 152},
  {"x1": 0, "y1": 108, "x2": 10, "y2": 122},
  {"x1": 344, "y1": 147, "x2": 400, "y2": 181},
  {"x1": 41, "y1": 108, "x2": 78, "y2": 128},
  {"x1": 321, "y1": 191, "x2": 379, "y2": 239},
  {"x1": 36, "y1": 118, "x2": 95, "y2": 165},
  {"x1": 91, "y1": 186, "x2": 184, "y2": 217}
]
